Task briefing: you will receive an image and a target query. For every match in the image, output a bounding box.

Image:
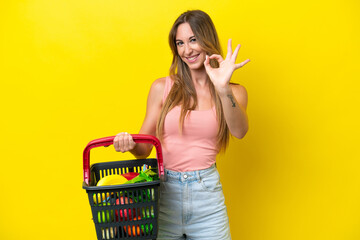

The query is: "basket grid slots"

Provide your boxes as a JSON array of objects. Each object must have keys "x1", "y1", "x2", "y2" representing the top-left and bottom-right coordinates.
[
  {"x1": 89, "y1": 185, "x2": 159, "y2": 239},
  {"x1": 86, "y1": 158, "x2": 160, "y2": 239},
  {"x1": 98, "y1": 165, "x2": 155, "y2": 181}
]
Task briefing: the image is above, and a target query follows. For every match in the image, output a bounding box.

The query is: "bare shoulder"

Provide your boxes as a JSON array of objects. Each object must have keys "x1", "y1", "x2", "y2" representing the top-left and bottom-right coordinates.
[
  {"x1": 140, "y1": 77, "x2": 167, "y2": 137},
  {"x1": 230, "y1": 83, "x2": 248, "y2": 97},
  {"x1": 147, "y1": 77, "x2": 167, "y2": 107},
  {"x1": 230, "y1": 83, "x2": 248, "y2": 110},
  {"x1": 150, "y1": 77, "x2": 166, "y2": 95}
]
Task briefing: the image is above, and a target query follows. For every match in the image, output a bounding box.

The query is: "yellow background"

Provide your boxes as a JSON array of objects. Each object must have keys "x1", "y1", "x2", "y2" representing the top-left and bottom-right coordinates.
[{"x1": 1, "y1": 0, "x2": 359, "y2": 239}]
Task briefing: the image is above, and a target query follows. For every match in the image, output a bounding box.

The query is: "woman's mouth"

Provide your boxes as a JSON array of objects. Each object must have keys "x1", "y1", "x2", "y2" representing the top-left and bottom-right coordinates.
[{"x1": 185, "y1": 54, "x2": 200, "y2": 63}]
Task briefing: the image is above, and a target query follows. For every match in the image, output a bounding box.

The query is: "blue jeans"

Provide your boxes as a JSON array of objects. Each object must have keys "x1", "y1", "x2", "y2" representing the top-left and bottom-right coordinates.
[{"x1": 157, "y1": 164, "x2": 231, "y2": 240}]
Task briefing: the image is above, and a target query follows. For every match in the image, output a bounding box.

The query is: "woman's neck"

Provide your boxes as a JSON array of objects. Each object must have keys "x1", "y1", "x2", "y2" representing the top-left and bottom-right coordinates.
[{"x1": 190, "y1": 68, "x2": 209, "y2": 87}]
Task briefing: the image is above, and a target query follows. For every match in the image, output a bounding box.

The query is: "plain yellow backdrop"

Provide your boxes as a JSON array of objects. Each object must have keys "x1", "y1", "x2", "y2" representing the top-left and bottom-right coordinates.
[{"x1": 1, "y1": 0, "x2": 359, "y2": 239}]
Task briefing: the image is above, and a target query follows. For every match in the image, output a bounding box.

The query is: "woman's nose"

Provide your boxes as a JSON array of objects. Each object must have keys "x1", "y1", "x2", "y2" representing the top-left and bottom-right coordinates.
[{"x1": 184, "y1": 43, "x2": 193, "y2": 55}]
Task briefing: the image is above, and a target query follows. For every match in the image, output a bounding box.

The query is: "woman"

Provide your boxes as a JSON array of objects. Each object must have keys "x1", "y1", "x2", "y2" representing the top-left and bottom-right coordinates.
[{"x1": 113, "y1": 10, "x2": 250, "y2": 240}]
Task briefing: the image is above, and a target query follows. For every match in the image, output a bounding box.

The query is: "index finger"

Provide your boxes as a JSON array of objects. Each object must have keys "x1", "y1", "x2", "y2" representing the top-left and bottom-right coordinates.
[
  {"x1": 235, "y1": 59, "x2": 251, "y2": 69},
  {"x1": 231, "y1": 44, "x2": 241, "y2": 62},
  {"x1": 113, "y1": 134, "x2": 121, "y2": 151}
]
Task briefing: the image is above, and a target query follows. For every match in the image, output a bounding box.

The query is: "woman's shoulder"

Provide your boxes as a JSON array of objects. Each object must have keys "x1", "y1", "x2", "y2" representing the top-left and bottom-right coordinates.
[
  {"x1": 230, "y1": 83, "x2": 247, "y2": 94},
  {"x1": 151, "y1": 76, "x2": 175, "y2": 94},
  {"x1": 146, "y1": 77, "x2": 167, "y2": 108},
  {"x1": 150, "y1": 77, "x2": 167, "y2": 93}
]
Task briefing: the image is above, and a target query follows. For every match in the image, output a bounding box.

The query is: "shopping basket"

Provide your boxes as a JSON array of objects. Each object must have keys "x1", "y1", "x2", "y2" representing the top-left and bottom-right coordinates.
[{"x1": 82, "y1": 134, "x2": 164, "y2": 240}]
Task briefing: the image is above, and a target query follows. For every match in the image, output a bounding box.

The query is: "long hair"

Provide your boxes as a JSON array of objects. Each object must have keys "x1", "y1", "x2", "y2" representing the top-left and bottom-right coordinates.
[{"x1": 156, "y1": 10, "x2": 230, "y2": 151}]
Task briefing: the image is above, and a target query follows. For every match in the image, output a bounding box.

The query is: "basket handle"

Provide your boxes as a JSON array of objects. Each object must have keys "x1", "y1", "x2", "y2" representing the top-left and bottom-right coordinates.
[{"x1": 83, "y1": 134, "x2": 164, "y2": 185}]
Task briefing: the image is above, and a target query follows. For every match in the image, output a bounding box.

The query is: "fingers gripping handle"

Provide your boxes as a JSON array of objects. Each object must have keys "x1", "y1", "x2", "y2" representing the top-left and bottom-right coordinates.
[{"x1": 83, "y1": 134, "x2": 164, "y2": 185}]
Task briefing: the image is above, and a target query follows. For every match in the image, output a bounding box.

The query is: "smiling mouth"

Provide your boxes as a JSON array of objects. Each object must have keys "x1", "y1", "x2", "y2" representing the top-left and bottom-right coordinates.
[{"x1": 185, "y1": 54, "x2": 200, "y2": 63}]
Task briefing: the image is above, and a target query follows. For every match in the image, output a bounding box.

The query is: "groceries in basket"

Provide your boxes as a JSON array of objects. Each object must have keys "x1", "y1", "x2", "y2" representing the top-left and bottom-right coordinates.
[
  {"x1": 96, "y1": 174, "x2": 128, "y2": 186},
  {"x1": 124, "y1": 168, "x2": 159, "y2": 184},
  {"x1": 115, "y1": 197, "x2": 134, "y2": 221},
  {"x1": 96, "y1": 165, "x2": 159, "y2": 187},
  {"x1": 121, "y1": 172, "x2": 140, "y2": 180},
  {"x1": 123, "y1": 218, "x2": 154, "y2": 237},
  {"x1": 101, "y1": 224, "x2": 153, "y2": 239},
  {"x1": 101, "y1": 227, "x2": 116, "y2": 240},
  {"x1": 96, "y1": 194, "x2": 155, "y2": 237},
  {"x1": 97, "y1": 203, "x2": 114, "y2": 223}
]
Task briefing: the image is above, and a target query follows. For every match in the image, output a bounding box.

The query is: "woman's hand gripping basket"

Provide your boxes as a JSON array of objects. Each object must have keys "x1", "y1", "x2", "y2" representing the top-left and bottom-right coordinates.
[{"x1": 82, "y1": 134, "x2": 164, "y2": 240}]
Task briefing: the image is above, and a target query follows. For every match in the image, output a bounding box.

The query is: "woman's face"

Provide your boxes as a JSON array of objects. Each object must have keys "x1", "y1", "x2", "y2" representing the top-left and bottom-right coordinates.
[{"x1": 175, "y1": 22, "x2": 207, "y2": 71}]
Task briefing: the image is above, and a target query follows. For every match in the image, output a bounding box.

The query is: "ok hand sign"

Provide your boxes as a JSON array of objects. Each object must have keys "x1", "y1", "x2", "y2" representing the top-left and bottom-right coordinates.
[{"x1": 204, "y1": 39, "x2": 250, "y2": 94}]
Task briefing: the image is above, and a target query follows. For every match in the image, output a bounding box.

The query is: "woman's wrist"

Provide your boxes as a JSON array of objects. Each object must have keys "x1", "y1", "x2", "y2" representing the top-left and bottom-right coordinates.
[
  {"x1": 215, "y1": 84, "x2": 232, "y2": 98},
  {"x1": 130, "y1": 143, "x2": 152, "y2": 159}
]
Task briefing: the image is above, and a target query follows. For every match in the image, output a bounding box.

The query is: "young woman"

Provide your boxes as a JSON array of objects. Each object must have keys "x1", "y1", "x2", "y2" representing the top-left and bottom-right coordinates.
[{"x1": 113, "y1": 10, "x2": 250, "y2": 240}]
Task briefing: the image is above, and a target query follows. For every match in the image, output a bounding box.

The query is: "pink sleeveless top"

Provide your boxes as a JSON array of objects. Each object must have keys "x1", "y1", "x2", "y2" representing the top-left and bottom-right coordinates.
[{"x1": 161, "y1": 76, "x2": 219, "y2": 172}]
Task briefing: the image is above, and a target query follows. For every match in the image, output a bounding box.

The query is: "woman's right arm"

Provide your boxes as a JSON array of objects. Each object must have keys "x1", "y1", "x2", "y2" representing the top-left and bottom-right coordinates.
[{"x1": 113, "y1": 77, "x2": 166, "y2": 158}]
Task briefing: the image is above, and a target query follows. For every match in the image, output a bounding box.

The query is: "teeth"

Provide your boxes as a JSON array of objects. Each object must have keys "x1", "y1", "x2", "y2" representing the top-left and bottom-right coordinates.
[{"x1": 187, "y1": 55, "x2": 198, "y2": 61}]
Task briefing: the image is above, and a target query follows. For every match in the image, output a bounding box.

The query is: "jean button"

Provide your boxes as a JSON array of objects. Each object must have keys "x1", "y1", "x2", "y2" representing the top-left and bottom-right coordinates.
[{"x1": 183, "y1": 174, "x2": 188, "y2": 179}]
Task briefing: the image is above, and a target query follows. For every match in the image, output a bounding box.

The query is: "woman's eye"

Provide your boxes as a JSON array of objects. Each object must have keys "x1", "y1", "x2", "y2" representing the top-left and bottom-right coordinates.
[
  {"x1": 176, "y1": 42, "x2": 183, "y2": 46},
  {"x1": 190, "y1": 38, "x2": 196, "y2": 42}
]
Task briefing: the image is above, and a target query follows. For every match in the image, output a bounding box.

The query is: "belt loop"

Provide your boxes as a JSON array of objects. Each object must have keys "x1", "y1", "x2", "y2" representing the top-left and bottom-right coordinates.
[
  {"x1": 196, "y1": 170, "x2": 201, "y2": 183},
  {"x1": 164, "y1": 169, "x2": 168, "y2": 181},
  {"x1": 161, "y1": 169, "x2": 168, "y2": 182}
]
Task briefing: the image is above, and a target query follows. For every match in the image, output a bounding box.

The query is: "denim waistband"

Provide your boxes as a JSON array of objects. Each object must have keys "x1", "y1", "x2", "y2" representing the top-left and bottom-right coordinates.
[{"x1": 163, "y1": 164, "x2": 216, "y2": 183}]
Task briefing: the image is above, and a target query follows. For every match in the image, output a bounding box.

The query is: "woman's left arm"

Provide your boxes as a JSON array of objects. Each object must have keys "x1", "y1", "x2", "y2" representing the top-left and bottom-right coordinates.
[
  {"x1": 204, "y1": 39, "x2": 250, "y2": 139},
  {"x1": 218, "y1": 83, "x2": 249, "y2": 139}
]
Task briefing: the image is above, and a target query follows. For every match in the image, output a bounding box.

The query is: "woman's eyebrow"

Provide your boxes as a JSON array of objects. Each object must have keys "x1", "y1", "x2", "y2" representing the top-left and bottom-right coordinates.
[{"x1": 175, "y1": 36, "x2": 195, "y2": 42}]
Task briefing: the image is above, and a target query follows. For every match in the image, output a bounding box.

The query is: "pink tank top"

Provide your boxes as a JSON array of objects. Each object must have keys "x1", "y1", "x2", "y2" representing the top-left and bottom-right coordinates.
[{"x1": 161, "y1": 76, "x2": 219, "y2": 172}]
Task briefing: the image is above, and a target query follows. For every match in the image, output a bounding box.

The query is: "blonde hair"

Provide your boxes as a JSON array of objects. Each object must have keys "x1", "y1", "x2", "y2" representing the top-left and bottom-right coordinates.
[{"x1": 156, "y1": 10, "x2": 230, "y2": 151}]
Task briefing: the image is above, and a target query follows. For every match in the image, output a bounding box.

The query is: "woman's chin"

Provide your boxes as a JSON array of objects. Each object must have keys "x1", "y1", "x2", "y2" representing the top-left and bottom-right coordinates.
[{"x1": 187, "y1": 62, "x2": 205, "y2": 71}]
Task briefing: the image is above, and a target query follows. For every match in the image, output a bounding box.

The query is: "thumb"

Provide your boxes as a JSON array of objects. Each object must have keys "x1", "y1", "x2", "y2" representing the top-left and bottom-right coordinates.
[{"x1": 204, "y1": 55, "x2": 211, "y2": 71}]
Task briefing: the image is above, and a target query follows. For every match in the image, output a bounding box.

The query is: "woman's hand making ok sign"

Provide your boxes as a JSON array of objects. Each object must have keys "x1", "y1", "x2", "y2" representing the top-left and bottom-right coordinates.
[{"x1": 204, "y1": 39, "x2": 250, "y2": 95}]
